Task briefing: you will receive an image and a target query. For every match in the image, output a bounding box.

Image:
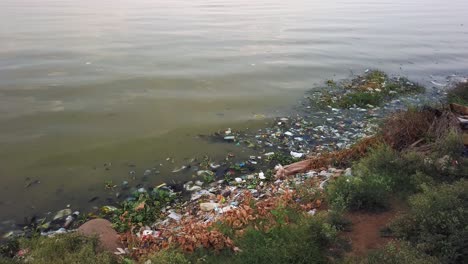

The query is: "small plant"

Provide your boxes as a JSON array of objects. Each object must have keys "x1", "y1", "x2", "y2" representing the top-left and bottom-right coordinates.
[
  {"x1": 266, "y1": 152, "x2": 300, "y2": 165},
  {"x1": 111, "y1": 188, "x2": 176, "y2": 232}
]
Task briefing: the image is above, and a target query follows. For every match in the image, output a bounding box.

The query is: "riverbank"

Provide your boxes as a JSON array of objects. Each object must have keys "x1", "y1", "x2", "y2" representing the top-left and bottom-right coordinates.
[{"x1": 1, "y1": 71, "x2": 467, "y2": 264}]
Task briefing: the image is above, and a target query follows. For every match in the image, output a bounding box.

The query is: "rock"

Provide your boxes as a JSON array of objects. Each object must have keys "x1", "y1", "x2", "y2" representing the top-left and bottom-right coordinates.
[
  {"x1": 78, "y1": 219, "x2": 122, "y2": 252},
  {"x1": 200, "y1": 203, "x2": 219, "y2": 212}
]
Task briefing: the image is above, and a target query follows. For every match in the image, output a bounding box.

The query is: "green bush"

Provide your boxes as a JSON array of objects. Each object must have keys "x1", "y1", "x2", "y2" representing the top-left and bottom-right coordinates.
[
  {"x1": 326, "y1": 174, "x2": 392, "y2": 211},
  {"x1": 352, "y1": 143, "x2": 466, "y2": 195},
  {"x1": 434, "y1": 129, "x2": 464, "y2": 158},
  {"x1": 233, "y1": 216, "x2": 337, "y2": 264},
  {"x1": 390, "y1": 180, "x2": 468, "y2": 263},
  {"x1": 360, "y1": 242, "x2": 440, "y2": 264},
  {"x1": 17, "y1": 233, "x2": 117, "y2": 264}
]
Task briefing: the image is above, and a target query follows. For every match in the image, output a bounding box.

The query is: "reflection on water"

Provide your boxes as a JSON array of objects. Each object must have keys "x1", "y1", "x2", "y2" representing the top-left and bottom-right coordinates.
[{"x1": 0, "y1": 0, "x2": 467, "y2": 224}]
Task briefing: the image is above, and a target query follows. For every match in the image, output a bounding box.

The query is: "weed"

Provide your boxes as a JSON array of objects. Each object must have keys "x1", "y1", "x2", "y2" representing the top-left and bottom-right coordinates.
[
  {"x1": 266, "y1": 152, "x2": 300, "y2": 165},
  {"x1": 447, "y1": 82, "x2": 468, "y2": 105},
  {"x1": 318, "y1": 71, "x2": 424, "y2": 109},
  {"x1": 17, "y1": 233, "x2": 117, "y2": 264},
  {"x1": 111, "y1": 188, "x2": 176, "y2": 232},
  {"x1": 338, "y1": 91, "x2": 384, "y2": 108}
]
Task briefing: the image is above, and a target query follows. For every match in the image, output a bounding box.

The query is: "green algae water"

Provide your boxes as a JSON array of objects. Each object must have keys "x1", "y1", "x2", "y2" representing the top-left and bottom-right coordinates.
[{"x1": 1, "y1": 0, "x2": 468, "y2": 228}]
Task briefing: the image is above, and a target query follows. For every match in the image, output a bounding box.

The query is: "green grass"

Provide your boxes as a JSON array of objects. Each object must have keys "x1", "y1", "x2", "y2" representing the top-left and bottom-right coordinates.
[
  {"x1": 16, "y1": 233, "x2": 117, "y2": 264},
  {"x1": 338, "y1": 92, "x2": 384, "y2": 108}
]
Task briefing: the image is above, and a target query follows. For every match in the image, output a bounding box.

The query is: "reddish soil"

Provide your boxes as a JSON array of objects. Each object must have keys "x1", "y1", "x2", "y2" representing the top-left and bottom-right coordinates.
[{"x1": 342, "y1": 203, "x2": 405, "y2": 256}]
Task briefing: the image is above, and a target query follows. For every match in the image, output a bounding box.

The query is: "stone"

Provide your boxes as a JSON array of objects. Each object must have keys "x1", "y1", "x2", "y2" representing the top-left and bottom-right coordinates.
[
  {"x1": 199, "y1": 203, "x2": 219, "y2": 212},
  {"x1": 78, "y1": 219, "x2": 122, "y2": 252}
]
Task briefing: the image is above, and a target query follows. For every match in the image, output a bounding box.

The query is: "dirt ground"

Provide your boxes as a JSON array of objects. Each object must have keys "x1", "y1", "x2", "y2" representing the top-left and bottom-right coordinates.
[{"x1": 342, "y1": 202, "x2": 406, "y2": 256}]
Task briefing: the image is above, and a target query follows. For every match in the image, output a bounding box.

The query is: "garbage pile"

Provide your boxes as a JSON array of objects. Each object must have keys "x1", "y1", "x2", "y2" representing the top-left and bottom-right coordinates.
[
  {"x1": 117, "y1": 166, "x2": 348, "y2": 258},
  {"x1": 1, "y1": 70, "x2": 455, "y2": 249}
]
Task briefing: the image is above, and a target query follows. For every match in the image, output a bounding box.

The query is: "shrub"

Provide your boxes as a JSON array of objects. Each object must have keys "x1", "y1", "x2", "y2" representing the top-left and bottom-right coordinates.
[
  {"x1": 360, "y1": 242, "x2": 440, "y2": 264},
  {"x1": 353, "y1": 144, "x2": 420, "y2": 192},
  {"x1": 196, "y1": 215, "x2": 339, "y2": 264},
  {"x1": 434, "y1": 128, "x2": 464, "y2": 158},
  {"x1": 353, "y1": 144, "x2": 401, "y2": 178},
  {"x1": 229, "y1": 216, "x2": 337, "y2": 264},
  {"x1": 352, "y1": 143, "x2": 465, "y2": 194},
  {"x1": 390, "y1": 180, "x2": 468, "y2": 263},
  {"x1": 326, "y1": 174, "x2": 392, "y2": 211},
  {"x1": 17, "y1": 233, "x2": 117, "y2": 264}
]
